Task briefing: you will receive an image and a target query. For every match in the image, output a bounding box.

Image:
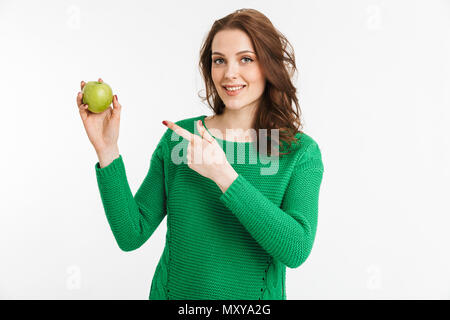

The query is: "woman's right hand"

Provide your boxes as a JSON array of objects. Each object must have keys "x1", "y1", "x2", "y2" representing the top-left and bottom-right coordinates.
[{"x1": 77, "y1": 78, "x2": 122, "y2": 153}]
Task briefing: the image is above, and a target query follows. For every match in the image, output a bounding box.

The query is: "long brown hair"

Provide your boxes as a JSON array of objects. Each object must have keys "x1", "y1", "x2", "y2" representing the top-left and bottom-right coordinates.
[{"x1": 198, "y1": 8, "x2": 303, "y2": 157}]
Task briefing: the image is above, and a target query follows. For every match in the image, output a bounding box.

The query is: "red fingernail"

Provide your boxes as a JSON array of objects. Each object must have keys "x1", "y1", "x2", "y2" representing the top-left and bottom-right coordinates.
[
  {"x1": 114, "y1": 94, "x2": 117, "y2": 101},
  {"x1": 162, "y1": 120, "x2": 168, "y2": 126}
]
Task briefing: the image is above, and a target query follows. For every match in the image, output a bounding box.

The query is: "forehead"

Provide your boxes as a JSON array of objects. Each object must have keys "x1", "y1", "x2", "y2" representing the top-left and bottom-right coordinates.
[{"x1": 211, "y1": 29, "x2": 254, "y2": 53}]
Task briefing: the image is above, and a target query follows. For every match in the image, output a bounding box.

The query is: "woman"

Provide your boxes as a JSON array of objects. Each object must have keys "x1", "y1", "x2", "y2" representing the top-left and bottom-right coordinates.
[{"x1": 76, "y1": 8, "x2": 324, "y2": 300}]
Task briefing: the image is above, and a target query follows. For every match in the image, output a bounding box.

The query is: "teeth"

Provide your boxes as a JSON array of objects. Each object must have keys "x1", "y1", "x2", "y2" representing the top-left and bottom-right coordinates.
[{"x1": 225, "y1": 86, "x2": 244, "y2": 91}]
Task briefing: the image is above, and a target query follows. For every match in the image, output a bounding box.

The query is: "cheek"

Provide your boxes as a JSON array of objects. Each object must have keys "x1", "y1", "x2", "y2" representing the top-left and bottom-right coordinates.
[
  {"x1": 211, "y1": 69, "x2": 221, "y2": 85},
  {"x1": 248, "y1": 79, "x2": 266, "y2": 96},
  {"x1": 246, "y1": 67, "x2": 265, "y2": 86}
]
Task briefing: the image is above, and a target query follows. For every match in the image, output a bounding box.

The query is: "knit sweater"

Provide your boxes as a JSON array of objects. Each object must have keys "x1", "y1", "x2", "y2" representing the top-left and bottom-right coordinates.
[{"x1": 94, "y1": 114, "x2": 324, "y2": 300}]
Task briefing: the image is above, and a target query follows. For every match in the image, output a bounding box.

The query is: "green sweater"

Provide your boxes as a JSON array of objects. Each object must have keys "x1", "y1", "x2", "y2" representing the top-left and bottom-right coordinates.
[{"x1": 95, "y1": 114, "x2": 324, "y2": 300}]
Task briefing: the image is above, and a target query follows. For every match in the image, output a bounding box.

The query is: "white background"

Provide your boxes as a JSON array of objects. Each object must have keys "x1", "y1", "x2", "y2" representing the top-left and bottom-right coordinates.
[{"x1": 0, "y1": 0, "x2": 449, "y2": 299}]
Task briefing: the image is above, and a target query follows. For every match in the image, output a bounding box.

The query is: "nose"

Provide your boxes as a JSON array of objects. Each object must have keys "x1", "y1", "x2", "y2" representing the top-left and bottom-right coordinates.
[{"x1": 224, "y1": 61, "x2": 239, "y2": 79}]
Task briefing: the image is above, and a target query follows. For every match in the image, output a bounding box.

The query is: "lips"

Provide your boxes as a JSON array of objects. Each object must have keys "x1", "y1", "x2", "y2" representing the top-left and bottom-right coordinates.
[
  {"x1": 223, "y1": 84, "x2": 246, "y2": 89},
  {"x1": 223, "y1": 85, "x2": 246, "y2": 96},
  {"x1": 223, "y1": 84, "x2": 246, "y2": 88}
]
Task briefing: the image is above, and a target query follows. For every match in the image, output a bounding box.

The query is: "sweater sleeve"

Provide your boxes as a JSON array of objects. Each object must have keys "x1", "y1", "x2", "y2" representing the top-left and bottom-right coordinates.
[
  {"x1": 94, "y1": 138, "x2": 167, "y2": 252},
  {"x1": 219, "y1": 143, "x2": 324, "y2": 268}
]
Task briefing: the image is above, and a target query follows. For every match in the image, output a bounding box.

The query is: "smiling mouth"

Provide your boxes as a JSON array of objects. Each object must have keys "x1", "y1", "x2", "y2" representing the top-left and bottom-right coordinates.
[
  {"x1": 223, "y1": 85, "x2": 246, "y2": 90},
  {"x1": 223, "y1": 85, "x2": 246, "y2": 96}
]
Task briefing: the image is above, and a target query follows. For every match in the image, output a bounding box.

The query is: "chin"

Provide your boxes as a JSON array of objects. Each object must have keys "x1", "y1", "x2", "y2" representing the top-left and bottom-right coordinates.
[
  {"x1": 223, "y1": 103, "x2": 247, "y2": 111},
  {"x1": 225, "y1": 98, "x2": 258, "y2": 110}
]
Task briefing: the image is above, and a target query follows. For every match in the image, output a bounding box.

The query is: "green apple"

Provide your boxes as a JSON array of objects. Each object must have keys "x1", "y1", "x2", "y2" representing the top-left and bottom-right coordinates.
[{"x1": 82, "y1": 81, "x2": 113, "y2": 113}]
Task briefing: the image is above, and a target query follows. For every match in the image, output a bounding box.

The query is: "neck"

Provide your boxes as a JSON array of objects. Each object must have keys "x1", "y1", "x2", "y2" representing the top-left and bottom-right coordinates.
[{"x1": 217, "y1": 104, "x2": 258, "y2": 131}]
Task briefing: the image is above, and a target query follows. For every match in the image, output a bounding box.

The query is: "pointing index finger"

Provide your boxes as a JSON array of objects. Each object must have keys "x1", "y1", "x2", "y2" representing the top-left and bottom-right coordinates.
[{"x1": 163, "y1": 120, "x2": 192, "y2": 142}]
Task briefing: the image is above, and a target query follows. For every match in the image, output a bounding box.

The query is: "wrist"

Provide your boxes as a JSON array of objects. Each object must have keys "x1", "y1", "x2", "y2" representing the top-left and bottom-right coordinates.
[
  {"x1": 96, "y1": 145, "x2": 120, "y2": 168},
  {"x1": 214, "y1": 166, "x2": 238, "y2": 193}
]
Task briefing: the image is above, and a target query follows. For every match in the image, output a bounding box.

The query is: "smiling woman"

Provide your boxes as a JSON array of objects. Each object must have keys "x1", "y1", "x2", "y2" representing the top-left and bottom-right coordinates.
[
  {"x1": 198, "y1": 8, "x2": 303, "y2": 157},
  {"x1": 90, "y1": 8, "x2": 324, "y2": 301}
]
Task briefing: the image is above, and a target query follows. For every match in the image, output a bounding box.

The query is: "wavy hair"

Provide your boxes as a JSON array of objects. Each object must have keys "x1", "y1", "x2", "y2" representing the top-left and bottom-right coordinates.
[{"x1": 198, "y1": 8, "x2": 303, "y2": 157}]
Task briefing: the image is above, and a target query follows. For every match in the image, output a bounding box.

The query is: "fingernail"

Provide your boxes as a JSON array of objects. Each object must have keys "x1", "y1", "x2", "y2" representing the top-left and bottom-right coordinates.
[
  {"x1": 162, "y1": 120, "x2": 168, "y2": 126},
  {"x1": 114, "y1": 94, "x2": 117, "y2": 101}
]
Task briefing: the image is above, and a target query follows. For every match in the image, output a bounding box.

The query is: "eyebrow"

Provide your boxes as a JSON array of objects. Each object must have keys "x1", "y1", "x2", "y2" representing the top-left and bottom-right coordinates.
[{"x1": 211, "y1": 50, "x2": 256, "y2": 56}]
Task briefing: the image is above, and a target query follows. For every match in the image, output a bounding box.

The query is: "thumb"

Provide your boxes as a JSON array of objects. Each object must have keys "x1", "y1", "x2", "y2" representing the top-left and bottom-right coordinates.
[
  {"x1": 197, "y1": 120, "x2": 214, "y2": 143},
  {"x1": 79, "y1": 104, "x2": 89, "y2": 122}
]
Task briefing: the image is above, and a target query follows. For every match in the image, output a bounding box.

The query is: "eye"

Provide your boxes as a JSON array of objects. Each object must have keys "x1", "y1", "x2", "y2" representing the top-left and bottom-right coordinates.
[{"x1": 212, "y1": 57, "x2": 254, "y2": 65}]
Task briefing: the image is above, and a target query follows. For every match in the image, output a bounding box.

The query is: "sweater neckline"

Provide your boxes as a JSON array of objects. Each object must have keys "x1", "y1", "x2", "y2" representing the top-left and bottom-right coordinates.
[{"x1": 201, "y1": 115, "x2": 254, "y2": 144}]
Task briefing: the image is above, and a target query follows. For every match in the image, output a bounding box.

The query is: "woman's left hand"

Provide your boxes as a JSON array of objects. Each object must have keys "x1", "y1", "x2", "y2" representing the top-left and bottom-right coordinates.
[{"x1": 162, "y1": 119, "x2": 238, "y2": 191}]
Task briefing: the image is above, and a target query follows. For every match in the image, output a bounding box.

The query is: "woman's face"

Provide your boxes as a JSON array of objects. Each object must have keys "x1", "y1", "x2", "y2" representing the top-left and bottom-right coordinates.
[{"x1": 211, "y1": 29, "x2": 266, "y2": 112}]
